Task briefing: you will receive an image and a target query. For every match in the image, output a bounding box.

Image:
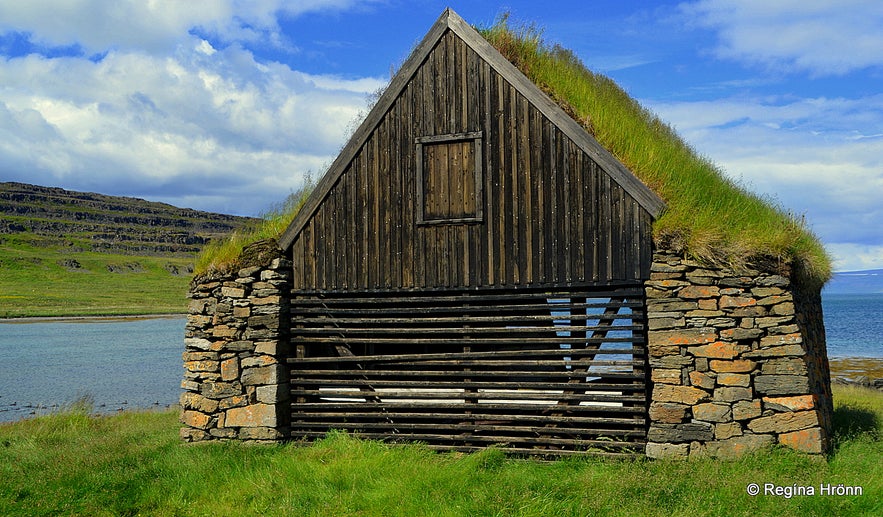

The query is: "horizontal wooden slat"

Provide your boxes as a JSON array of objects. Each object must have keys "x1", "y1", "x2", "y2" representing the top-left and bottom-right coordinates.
[
  {"x1": 293, "y1": 297, "x2": 643, "y2": 308},
  {"x1": 287, "y1": 421, "x2": 647, "y2": 437},
  {"x1": 292, "y1": 400, "x2": 644, "y2": 412},
  {"x1": 289, "y1": 430, "x2": 641, "y2": 448},
  {"x1": 293, "y1": 297, "x2": 643, "y2": 309},
  {"x1": 295, "y1": 312, "x2": 640, "y2": 323},
  {"x1": 294, "y1": 358, "x2": 641, "y2": 368},
  {"x1": 291, "y1": 389, "x2": 645, "y2": 403},
  {"x1": 293, "y1": 287, "x2": 643, "y2": 304},
  {"x1": 293, "y1": 336, "x2": 641, "y2": 346},
  {"x1": 290, "y1": 286, "x2": 648, "y2": 456},
  {"x1": 296, "y1": 323, "x2": 638, "y2": 334},
  {"x1": 291, "y1": 410, "x2": 644, "y2": 425},
  {"x1": 291, "y1": 369, "x2": 643, "y2": 380},
  {"x1": 291, "y1": 379, "x2": 644, "y2": 392},
  {"x1": 289, "y1": 348, "x2": 642, "y2": 364}
]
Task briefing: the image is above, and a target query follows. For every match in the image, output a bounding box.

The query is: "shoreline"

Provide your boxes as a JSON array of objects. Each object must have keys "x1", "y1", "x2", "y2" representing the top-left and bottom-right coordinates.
[
  {"x1": 828, "y1": 356, "x2": 883, "y2": 384},
  {"x1": 0, "y1": 313, "x2": 186, "y2": 324},
  {"x1": 1, "y1": 314, "x2": 880, "y2": 382}
]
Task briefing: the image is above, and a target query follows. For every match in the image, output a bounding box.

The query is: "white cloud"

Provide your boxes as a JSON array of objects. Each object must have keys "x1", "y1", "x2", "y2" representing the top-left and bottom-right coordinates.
[
  {"x1": 0, "y1": 40, "x2": 384, "y2": 216},
  {"x1": 0, "y1": 0, "x2": 371, "y2": 55},
  {"x1": 648, "y1": 93, "x2": 883, "y2": 271},
  {"x1": 826, "y1": 243, "x2": 883, "y2": 272},
  {"x1": 680, "y1": 0, "x2": 883, "y2": 75},
  {"x1": 0, "y1": 1, "x2": 388, "y2": 216},
  {"x1": 0, "y1": 0, "x2": 225, "y2": 54}
]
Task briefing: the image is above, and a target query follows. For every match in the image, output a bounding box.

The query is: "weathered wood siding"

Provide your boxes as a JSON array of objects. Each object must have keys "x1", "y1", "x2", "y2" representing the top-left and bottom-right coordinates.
[
  {"x1": 289, "y1": 286, "x2": 648, "y2": 457},
  {"x1": 289, "y1": 30, "x2": 654, "y2": 291}
]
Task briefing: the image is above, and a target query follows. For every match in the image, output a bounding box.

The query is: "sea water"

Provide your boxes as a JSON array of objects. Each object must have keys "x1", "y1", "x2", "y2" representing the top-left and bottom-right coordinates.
[
  {"x1": 822, "y1": 293, "x2": 883, "y2": 358},
  {"x1": 0, "y1": 316, "x2": 185, "y2": 422},
  {"x1": 0, "y1": 294, "x2": 879, "y2": 423}
]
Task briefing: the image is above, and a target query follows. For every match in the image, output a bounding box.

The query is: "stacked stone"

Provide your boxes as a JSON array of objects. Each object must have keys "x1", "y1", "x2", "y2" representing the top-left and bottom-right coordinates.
[
  {"x1": 180, "y1": 254, "x2": 292, "y2": 443},
  {"x1": 644, "y1": 251, "x2": 832, "y2": 459}
]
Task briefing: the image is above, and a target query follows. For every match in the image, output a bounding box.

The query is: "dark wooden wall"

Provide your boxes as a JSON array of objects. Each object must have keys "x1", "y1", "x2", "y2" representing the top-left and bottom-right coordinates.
[
  {"x1": 289, "y1": 285, "x2": 648, "y2": 457},
  {"x1": 289, "y1": 29, "x2": 654, "y2": 291}
]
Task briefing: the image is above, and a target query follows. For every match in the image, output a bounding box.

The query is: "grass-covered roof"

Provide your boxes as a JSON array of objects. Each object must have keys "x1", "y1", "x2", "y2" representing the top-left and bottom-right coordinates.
[
  {"x1": 479, "y1": 16, "x2": 830, "y2": 287},
  {"x1": 197, "y1": 13, "x2": 831, "y2": 288}
]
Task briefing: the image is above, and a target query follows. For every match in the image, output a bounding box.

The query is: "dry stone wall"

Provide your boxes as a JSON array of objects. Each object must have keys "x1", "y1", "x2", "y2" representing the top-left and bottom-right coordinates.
[
  {"x1": 644, "y1": 251, "x2": 833, "y2": 458},
  {"x1": 180, "y1": 242, "x2": 292, "y2": 443},
  {"x1": 178, "y1": 243, "x2": 834, "y2": 458}
]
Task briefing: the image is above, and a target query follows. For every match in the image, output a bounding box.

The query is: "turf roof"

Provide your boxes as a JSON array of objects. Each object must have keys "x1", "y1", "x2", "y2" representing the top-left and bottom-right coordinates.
[
  {"x1": 197, "y1": 11, "x2": 831, "y2": 289},
  {"x1": 478, "y1": 15, "x2": 831, "y2": 287}
]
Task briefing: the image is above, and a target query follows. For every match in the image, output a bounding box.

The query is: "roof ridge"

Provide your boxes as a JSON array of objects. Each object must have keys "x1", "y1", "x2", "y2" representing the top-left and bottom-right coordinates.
[{"x1": 279, "y1": 8, "x2": 664, "y2": 250}]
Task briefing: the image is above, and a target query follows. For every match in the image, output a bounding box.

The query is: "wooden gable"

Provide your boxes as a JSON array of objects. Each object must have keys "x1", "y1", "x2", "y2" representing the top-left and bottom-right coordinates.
[{"x1": 279, "y1": 8, "x2": 665, "y2": 291}]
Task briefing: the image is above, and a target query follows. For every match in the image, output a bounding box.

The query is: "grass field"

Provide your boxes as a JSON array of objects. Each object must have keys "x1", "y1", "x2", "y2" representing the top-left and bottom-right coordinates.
[
  {"x1": 0, "y1": 236, "x2": 191, "y2": 318},
  {"x1": 0, "y1": 385, "x2": 879, "y2": 516}
]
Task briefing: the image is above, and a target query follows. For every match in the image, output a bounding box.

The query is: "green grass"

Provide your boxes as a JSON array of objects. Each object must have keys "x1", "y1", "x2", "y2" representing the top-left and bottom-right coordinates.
[
  {"x1": 0, "y1": 237, "x2": 191, "y2": 318},
  {"x1": 0, "y1": 385, "x2": 879, "y2": 516},
  {"x1": 193, "y1": 181, "x2": 313, "y2": 277},
  {"x1": 478, "y1": 16, "x2": 831, "y2": 287}
]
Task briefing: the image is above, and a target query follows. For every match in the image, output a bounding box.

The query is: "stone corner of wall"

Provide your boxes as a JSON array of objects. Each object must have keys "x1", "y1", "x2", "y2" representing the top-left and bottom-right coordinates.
[
  {"x1": 179, "y1": 254, "x2": 292, "y2": 444},
  {"x1": 643, "y1": 250, "x2": 832, "y2": 459}
]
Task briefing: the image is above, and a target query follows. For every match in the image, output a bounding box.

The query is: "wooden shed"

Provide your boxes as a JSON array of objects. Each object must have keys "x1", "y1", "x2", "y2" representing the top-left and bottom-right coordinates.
[{"x1": 278, "y1": 8, "x2": 666, "y2": 456}]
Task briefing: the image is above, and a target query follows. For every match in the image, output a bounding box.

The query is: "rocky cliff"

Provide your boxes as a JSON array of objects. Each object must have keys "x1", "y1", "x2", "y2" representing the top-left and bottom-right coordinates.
[{"x1": 0, "y1": 182, "x2": 255, "y2": 257}]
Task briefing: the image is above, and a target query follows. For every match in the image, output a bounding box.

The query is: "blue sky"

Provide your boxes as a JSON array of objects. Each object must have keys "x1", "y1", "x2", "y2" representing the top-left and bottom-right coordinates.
[{"x1": 0, "y1": 1, "x2": 881, "y2": 272}]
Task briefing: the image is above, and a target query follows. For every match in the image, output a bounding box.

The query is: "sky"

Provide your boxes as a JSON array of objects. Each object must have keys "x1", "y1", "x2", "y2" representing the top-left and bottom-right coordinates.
[{"x1": 0, "y1": 1, "x2": 881, "y2": 272}]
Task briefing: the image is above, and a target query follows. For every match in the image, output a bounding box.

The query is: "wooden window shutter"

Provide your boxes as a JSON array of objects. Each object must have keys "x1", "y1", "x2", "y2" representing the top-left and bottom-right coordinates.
[{"x1": 416, "y1": 132, "x2": 483, "y2": 224}]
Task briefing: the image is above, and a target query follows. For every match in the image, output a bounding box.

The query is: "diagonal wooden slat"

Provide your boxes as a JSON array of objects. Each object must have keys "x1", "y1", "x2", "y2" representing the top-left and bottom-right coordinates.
[{"x1": 290, "y1": 286, "x2": 649, "y2": 457}]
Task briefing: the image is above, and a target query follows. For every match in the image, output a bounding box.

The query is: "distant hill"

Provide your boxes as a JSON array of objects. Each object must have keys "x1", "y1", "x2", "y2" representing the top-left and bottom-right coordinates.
[
  {"x1": 824, "y1": 269, "x2": 883, "y2": 295},
  {"x1": 0, "y1": 182, "x2": 255, "y2": 257},
  {"x1": 0, "y1": 182, "x2": 257, "y2": 317}
]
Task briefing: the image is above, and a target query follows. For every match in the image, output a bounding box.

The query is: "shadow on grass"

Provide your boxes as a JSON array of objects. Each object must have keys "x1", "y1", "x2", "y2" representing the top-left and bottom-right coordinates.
[{"x1": 832, "y1": 404, "x2": 879, "y2": 446}]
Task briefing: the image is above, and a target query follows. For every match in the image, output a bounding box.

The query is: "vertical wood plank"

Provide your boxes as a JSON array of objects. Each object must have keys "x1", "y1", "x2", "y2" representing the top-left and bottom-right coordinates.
[
  {"x1": 359, "y1": 149, "x2": 369, "y2": 290},
  {"x1": 345, "y1": 143, "x2": 356, "y2": 289},
  {"x1": 313, "y1": 195, "x2": 323, "y2": 290},
  {"x1": 531, "y1": 110, "x2": 545, "y2": 285},
  {"x1": 519, "y1": 92, "x2": 533, "y2": 285},
  {"x1": 447, "y1": 30, "x2": 457, "y2": 133},
  {"x1": 570, "y1": 145, "x2": 584, "y2": 282},
  {"x1": 437, "y1": 144, "x2": 449, "y2": 217},
  {"x1": 370, "y1": 133, "x2": 380, "y2": 288},
  {"x1": 629, "y1": 198, "x2": 640, "y2": 281},
  {"x1": 460, "y1": 35, "x2": 470, "y2": 132},
  {"x1": 436, "y1": 36, "x2": 447, "y2": 135},
  {"x1": 615, "y1": 185, "x2": 627, "y2": 280},
  {"x1": 380, "y1": 118, "x2": 392, "y2": 288},
  {"x1": 495, "y1": 69, "x2": 507, "y2": 286},
  {"x1": 399, "y1": 86, "x2": 410, "y2": 288},
  {"x1": 330, "y1": 179, "x2": 339, "y2": 289},
  {"x1": 388, "y1": 98, "x2": 400, "y2": 288},
  {"x1": 415, "y1": 62, "x2": 427, "y2": 288},
  {"x1": 306, "y1": 203, "x2": 317, "y2": 290},
  {"x1": 562, "y1": 138, "x2": 572, "y2": 282},
  {"x1": 292, "y1": 235, "x2": 304, "y2": 288},
  {"x1": 588, "y1": 160, "x2": 599, "y2": 283},
  {"x1": 482, "y1": 57, "x2": 494, "y2": 287},
  {"x1": 337, "y1": 170, "x2": 348, "y2": 289},
  {"x1": 549, "y1": 123, "x2": 560, "y2": 282},
  {"x1": 600, "y1": 172, "x2": 612, "y2": 282},
  {"x1": 508, "y1": 86, "x2": 520, "y2": 285},
  {"x1": 640, "y1": 209, "x2": 652, "y2": 279},
  {"x1": 463, "y1": 141, "x2": 475, "y2": 215},
  {"x1": 401, "y1": 81, "x2": 416, "y2": 287}
]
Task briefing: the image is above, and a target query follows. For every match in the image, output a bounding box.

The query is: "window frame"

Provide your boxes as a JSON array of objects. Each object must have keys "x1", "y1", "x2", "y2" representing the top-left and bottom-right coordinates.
[{"x1": 415, "y1": 131, "x2": 484, "y2": 225}]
